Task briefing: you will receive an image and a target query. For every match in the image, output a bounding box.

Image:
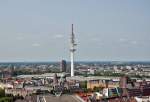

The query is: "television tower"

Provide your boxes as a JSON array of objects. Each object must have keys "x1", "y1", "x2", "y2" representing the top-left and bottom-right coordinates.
[{"x1": 70, "y1": 24, "x2": 77, "y2": 77}]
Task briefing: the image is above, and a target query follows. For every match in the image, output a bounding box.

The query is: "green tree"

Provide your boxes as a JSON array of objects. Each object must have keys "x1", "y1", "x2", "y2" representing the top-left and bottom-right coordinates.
[
  {"x1": 0, "y1": 88, "x2": 5, "y2": 98},
  {"x1": 80, "y1": 81, "x2": 87, "y2": 89},
  {"x1": 0, "y1": 97, "x2": 13, "y2": 102}
]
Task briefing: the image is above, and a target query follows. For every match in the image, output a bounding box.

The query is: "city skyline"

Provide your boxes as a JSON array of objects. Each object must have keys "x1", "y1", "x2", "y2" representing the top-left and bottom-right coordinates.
[{"x1": 0, "y1": 0, "x2": 150, "y2": 62}]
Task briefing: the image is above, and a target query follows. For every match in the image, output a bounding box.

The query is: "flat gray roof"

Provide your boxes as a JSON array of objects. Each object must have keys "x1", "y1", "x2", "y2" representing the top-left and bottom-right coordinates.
[
  {"x1": 17, "y1": 73, "x2": 68, "y2": 78},
  {"x1": 66, "y1": 76, "x2": 120, "y2": 81},
  {"x1": 44, "y1": 95, "x2": 81, "y2": 102}
]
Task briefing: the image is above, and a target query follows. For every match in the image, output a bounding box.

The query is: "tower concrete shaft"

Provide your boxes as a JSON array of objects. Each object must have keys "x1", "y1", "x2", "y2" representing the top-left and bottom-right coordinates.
[
  {"x1": 70, "y1": 51, "x2": 74, "y2": 76},
  {"x1": 70, "y1": 24, "x2": 76, "y2": 77}
]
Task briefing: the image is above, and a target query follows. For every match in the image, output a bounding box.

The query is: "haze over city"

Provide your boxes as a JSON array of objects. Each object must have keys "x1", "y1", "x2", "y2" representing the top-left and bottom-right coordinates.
[
  {"x1": 1, "y1": 1, "x2": 150, "y2": 102},
  {"x1": 0, "y1": 0, "x2": 150, "y2": 62}
]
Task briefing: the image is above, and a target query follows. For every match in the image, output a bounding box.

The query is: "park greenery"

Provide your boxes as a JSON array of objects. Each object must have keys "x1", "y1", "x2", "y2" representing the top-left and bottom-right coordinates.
[
  {"x1": 0, "y1": 88, "x2": 13, "y2": 102},
  {"x1": 0, "y1": 88, "x2": 25, "y2": 102},
  {"x1": 94, "y1": 70, "x2": 125, "y2": 77},
  {"x1": 77, "y1": 70, "x2": 150, "y2": 79}
]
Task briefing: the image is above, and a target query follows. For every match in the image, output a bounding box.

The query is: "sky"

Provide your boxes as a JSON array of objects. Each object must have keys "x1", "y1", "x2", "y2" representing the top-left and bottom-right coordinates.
[{"x1": 0, "y1": 0, "x2": 150, "y2": 62}]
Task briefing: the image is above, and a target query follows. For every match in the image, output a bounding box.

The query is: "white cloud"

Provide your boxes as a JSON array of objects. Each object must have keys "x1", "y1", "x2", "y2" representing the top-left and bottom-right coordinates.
[
  {"x1": 131, "y1": 41, "x2": 137, "y2": 44},
  {"x1": 16, "y1": 33, "x2": 26, "y2": 40},
  {"x1": 16, "y1": 36, "x2": 24, "y2": 40},
  {"x1": 119, "y1": 38, "x2": 127, "y2": 42},
  {"x1": 91, "y1": 38, "x2": 99, "y2": 41},
  {"x1": 32, "y1": 43, "x2": 41, "y2": 47},
  {"x1": 53, "y1": 34, "x2": 64, "y2": 38}
]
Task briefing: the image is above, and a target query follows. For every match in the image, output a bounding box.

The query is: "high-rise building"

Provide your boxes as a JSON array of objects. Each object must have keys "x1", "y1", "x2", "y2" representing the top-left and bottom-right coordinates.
[{"x1": 60, "y1": 60, "x2": 67, "y2": 72}]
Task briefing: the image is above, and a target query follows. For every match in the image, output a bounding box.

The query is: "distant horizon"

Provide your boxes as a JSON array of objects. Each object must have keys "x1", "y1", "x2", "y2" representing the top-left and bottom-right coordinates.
[{"x1": 0, "y1": 60, "x2": 150, "y2": 63}]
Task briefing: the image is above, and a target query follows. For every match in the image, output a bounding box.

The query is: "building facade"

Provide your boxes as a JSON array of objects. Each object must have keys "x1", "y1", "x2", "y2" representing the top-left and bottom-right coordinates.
[{"x1": 60, "y1": 60, "x2": 67, "y2": 72}]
